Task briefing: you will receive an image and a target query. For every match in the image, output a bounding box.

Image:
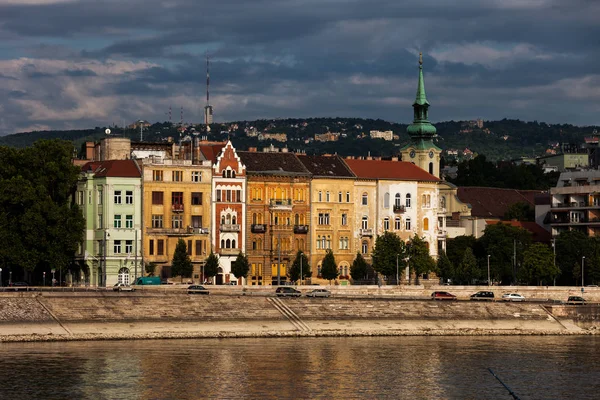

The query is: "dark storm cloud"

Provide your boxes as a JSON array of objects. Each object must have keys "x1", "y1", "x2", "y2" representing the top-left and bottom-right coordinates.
[{"x1": 0, "y1": 0, "x2": 598, "y2": 135}]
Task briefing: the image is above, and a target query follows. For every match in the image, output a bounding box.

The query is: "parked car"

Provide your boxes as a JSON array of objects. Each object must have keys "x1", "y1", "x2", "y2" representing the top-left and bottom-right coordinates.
[
  {"x1": 8, "y1": 282, "x2": 32, "y2": 291},
  {"x1": 502, "y1": 293, "x2": 526, "y2": 302},
  {"x1": 113, "y1": 283, "x2": 135, "y2": 292},
  {"x1": 470, "y1": 291, "x2": 495, "y2": 301},
  {"x1": 566, "y1": 296, "x2": 586, "y2": 305},
  {"x1": 431, "y1": 291, "x2": 457, "y2": 301},
  {"x1": 187, "y1": 285, "x2": 209, "y2": 295},
  {"x1": 306, "y1": 289, "x2": 331, "y2": 298},
  {"x1": 276, "y1": 287, "x2": 301, "y2": 297}
]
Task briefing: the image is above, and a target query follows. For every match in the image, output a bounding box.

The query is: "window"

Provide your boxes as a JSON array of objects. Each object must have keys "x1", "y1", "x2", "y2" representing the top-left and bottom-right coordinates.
[
  {"x1": 187, "y1": 240, "x2": 192, "y2": 255},
  {"x1": 125, "y1": 191, "x2": 133, "y2": 204},
  {"x1": 98, "y1": 214, "x2": 103, "y2": 229},
  {"x1": 406, "y1": 218, "x2": 411, "y2": 230},
  {"x1": 317, "y1": 236, "x2": 321, "y2": 250},
  {"x1": 236, "y1": 190, "x2": 241, "y2": 202},
  {"x1": 362, "y1": 216, "x2": 368, "y2": 229},
  {"x1": 395, "y1": 217, "x2": 401, "y2": 230},
  {"x1": 114, "y1": 240, "x2": 122, "y2": 254},
  {"x1": 172, "y1": 214, "x2": 183, "y2": 229},
  {"x1": 152, "y1": 215, "x2": 163, "y2": 228},
  {"x1": 172, "y1": 170, "x2": 183, "y2": 182},
  {"x1": 152, "y1": 191, "x2": 163, "y2": 205},
  {"x1": 321, "y1": 236, "x2": 326, "y2": 250},
  {"x1": 341, "y1": 213, "x2": 347, "y2": 226},
  {"x1": 157, "y1": 240, "x2": 164, "y2": 255},
  {"x1": 384, "y1": 218, "x2": 390, "y2": 231},
  {"x1": 395, "y1": 193, "x2": 402, "y2": 207},
  {"x1": 125, "y1": 240, "x2": 133, "y2": 254},
  {"x1": 172, "y1": 192, "x2": 183, "y2": 205},
  {"x1": 362, "y1": 241, "x2": 368, "y2": 254},
  {"x1": 318, "y1": 213, "x2": 330, "y2": 225},
  {"x1": 339, "y1": 237, "x2": 349, "y2": 250},
  {"x1": 362, "y1": 193, "x2": 368, "y2": 205},
  {"x1": 226, "y1": 190, "x2": 231, "y2": 202},
  {"x1": 318, "y1": 191, "x2": 322, "y2": 202},
  {"x1": 192, "y1": 215, "x2": 202, "y2": 228},
  {"x1": 338, "y1": 192, "x2": 342, "y2": 202},
  {"x1": 406, "y1": 193, "x2": 411, "y2": 208},
  {"x1": 98, "y1": 190, "x2": 103, "y2": 205},
  {"x1": 346, "y1": 192, "x2": 350, "y2": 202},
  {"x1": 424, "y1": 218, "x2": 429, "y2": 231},
  {"x1": 191, "y1": 192, "x2": 203, "y2": 205},
  {"x1": 191, "y1": 171, "x2": 202, "y2": 182},
  {"x1": 195, "y1": 240, "x2": 202, "y2": 255},
  {"x1": 114, "y1": 214, "x2": 122, "y2": 228},
  {"x1": 149, "y1": 239, "x2": 154, "y2": 255},
  {"x1": 326, "y1": 191, "x2": 330, "y2": 202},
  {"x1": 429, "y1": 162, "x2": 434, "y2": 175},
  {"x1": 384, "y1": 192, "x2": 390, "y2": 208},
  {"x1": 153, "y1": 170, "x2": 163, "y2": 181},
  {"x1": 440, "y1": 196, "x2": 446, "y2": 209},
  {"x1": 216, "y1": 190, "x2": 221, "y2": 202},
  {"x1": 125, "y1": 215, "x2": 133, "y2": 229},
  {"x1": 114, "y1": 190, "x2": 122, "y2": 204}
]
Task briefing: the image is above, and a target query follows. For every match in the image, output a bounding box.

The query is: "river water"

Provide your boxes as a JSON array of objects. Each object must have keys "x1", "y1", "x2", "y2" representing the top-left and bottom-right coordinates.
[{"x1": 1, "y1": 336, "x2": 598, "y2": 400}]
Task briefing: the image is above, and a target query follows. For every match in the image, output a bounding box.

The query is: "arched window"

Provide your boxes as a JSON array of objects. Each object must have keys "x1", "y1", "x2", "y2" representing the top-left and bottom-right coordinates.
[
  {"x1": 258, "y1": 238, "x2": 262, "y2": 250},
  {"x1": 362, "y1": 193, "x2": 368, "y2": 205},
  {"x1": 226, "y1": 239, "x2": 231, "y2": 248},
  {"x1": 118, "y1": 267, "x2": 130, "y2": 285},
  {"x1": 429, "y1": 162, "x2": 434, "y2": 175},
  {"x1": 362, "y1": 241, "x2": 368, "y2": 254},
  {"x1": 295, "y1": 214, "x2": 299, "y2": 225},
  {"x1": 318, "y1": 191, "x2": 322, "y2": 202},
  {"x1": 232, "y1": 215, "x2": 237, "y2": 224},
  {"x1": 423, "y1": 217, "x2": 429, "y2": 231},
  {"x1": 221, "y1": 239, "x2": 225, "y2": 248},
  {"x1": 252, "y1": 213, "x2": 257, "y2": 224},
  {"x1": 221, "y1": 215, "x2": 226, "y2": 224},
  {"x1": 226, "y1": 214, "x2": 231, "y2": 224},
  {"x1": 362, "y1": 216, "x2": 368, "y2": 229},
  {"x1": 321, "y1": 236, "x2": 326, "y2": 249},
  {"x1": 222, "y1": 171, "x2": 226, "y2": 178},
  {"x1": 326, "y1": 191, "x2": 330, "y2": 202},
  {"x1": 406, "y1": 193, "x2": 411, "y2": 208},
  {"x1": 384, "y1": 192, "x2": 390, "y2": 208},
  {"x1": 395, "y1": 217, "x2": 401, "y2": 230},
  {"x1": 232, "y1": 170, "x2": 236, "y2": 178},
  {"x1": 395, "y1": 193, "x2": 402, "y2": 207},
  {"x1": 232, "y1": 239, "x2": 236, "y2": 248},
  {"x1": 317, "y1": 235, "x2": 321, "y2": 250},
  {"x1": 384, "y1": 217, "x2": 390, "y2": 231},
  {"x1": 440, "y1": 196, "x2": 446, "y2": 209}
]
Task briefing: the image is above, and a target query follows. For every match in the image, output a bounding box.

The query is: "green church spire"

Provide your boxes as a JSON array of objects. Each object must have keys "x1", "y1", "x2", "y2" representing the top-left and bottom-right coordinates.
[
  {"x1": 415, "y1": 52, "x2": 429, "y2": 106},
  {"x1": 406, "y1": 52, "x2": 438, "y2": 143}
]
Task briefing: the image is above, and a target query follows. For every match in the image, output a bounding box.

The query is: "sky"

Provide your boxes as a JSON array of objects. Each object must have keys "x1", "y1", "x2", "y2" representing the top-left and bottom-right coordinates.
[{"x1": 0, "y1": 0, "x2": 599, "y2": 135}]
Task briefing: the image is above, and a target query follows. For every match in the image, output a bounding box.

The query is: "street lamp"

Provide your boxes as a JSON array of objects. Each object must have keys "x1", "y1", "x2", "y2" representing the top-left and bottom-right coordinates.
[
  {"x1": 0, "y1": 268, "x2": 2, "y2": 287},
  {"x1": 9, "y1": 271, "x2": 12, "y2": 286},
  {"x1": 487, "y1": 255, "x2": 491, "y2": 287},
  {"x1": 582, "y1": 256, "x2": 585, "y2": 287}
]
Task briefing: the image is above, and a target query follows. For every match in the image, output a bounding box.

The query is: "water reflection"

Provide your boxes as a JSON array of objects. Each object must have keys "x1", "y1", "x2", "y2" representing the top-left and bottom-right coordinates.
[{"x1": 1, "y1": 336, "x2": 599, "y2": 399}]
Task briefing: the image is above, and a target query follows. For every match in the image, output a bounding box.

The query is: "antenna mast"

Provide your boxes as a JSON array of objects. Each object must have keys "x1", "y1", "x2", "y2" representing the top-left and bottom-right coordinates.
[
  {"x1": 206, "y1": 55, "x2": 210, "y2": 105},
  {"x1": 204, "y1": 55, "x2": 214, "y2": 126}
]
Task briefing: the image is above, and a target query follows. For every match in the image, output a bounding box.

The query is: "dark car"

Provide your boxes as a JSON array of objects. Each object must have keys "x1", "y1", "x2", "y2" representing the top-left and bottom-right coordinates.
[
  {"x1": 470, "y1": 291, "x2": 495, "y2": 301},
  {"x1": 566, "y1": 296, "x2": 586, "y2": 305},
  {"x1": 187, "y1": 285, "x2": 209, "y2": 295},
  {"x1": 276, "y1": 287, "x2": 301, "y2": 297},
  {"x1": 8, "y1": 282, "x2": 31, "y2": 291},
  {"x1": 431, "y1": 291, "x2": 457, "y2": 301}
]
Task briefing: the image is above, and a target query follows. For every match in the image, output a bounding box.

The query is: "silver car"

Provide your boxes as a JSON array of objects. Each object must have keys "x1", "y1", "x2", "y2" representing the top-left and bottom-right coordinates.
[{"x1": 306, "y1": 289, "x2": 331, "y2": 298}]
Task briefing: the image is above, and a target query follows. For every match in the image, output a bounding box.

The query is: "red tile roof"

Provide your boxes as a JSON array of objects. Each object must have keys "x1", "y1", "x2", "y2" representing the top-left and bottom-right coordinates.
[
  {"x1": 485, "y1": 220, "x2": 551, "y2": 243},
  {"x1": 81, "y1": 160, "x2": 141, "y2": 178},
  {"x1": 199, "y1": 143, "x2": 226, "y2": 163},
  {"x1": 457, "y1": 187, "x2": 544, "y2": 219},
  {"x1": 343, "y1": 159, "x2": 439, "y2": 181}
]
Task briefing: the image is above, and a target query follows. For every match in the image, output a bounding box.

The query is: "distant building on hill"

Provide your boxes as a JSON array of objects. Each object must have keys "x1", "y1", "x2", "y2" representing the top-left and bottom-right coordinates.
[
  {"x1": 369, "y1": 130, "x2": 394, "y2": 141},
  {"x1": 258, "y1": 133, "x2": 287, "y2": 142},
  {"x1": 314, "y1": 132, "x2": 339, "y2": 142}
]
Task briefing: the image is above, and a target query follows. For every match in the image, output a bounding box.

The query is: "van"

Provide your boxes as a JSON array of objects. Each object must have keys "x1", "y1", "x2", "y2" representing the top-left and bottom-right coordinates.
[
  {"x1": 470, "y1": 291, "x2": 495, "y2": 301},
  {"x1": 134, "y1": 276, "x2": 161, "y2": 285}
]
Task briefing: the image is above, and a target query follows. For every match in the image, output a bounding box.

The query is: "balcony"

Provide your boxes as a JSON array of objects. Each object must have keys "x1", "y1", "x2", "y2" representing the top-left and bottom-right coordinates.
[
  {"x1": 219, "y1": 248, "x2": 240, "y2": 256},
  {"x1": 251, "y1": 224, "x2": 267, "y2": 233},
  {"x1": 393, "y1": 205, "x2": 406, "y2": 214},
  {"x1": 188, "y1": 227, "x2": 209, "y2": 234},
  {"x1": 146, "y1": 228, "x2": 192, "y2": 236},
  {"x1": 360, "y1": 228, "x2": 373, "y2": 236},
  {"x1": 269, "y1": 199, "x2": 292, "y2": 210},
  {"x1": 437, "y1": 229, "x2": 447, "y2": 238},
  {"x1": 220, "y1": 224, "x2": 241, "y2": 232},
  {"x1": 294, "y1": 225, "x2": 309, "y2": 234},
  {"x1": 171, "y1": 203, "x2": 184, "y2": 213}
]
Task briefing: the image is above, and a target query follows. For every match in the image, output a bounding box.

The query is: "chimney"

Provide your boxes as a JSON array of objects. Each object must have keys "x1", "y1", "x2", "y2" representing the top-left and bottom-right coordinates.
[
  {"x1": 366, "y1": 156, "x2": 373, "y2": 160},
  {"x1": 249, "y1": 147, "x2": 257, "y2": 153},
  {"x1": 391, "y1": 157, "x2": 398, "y2": 161}
]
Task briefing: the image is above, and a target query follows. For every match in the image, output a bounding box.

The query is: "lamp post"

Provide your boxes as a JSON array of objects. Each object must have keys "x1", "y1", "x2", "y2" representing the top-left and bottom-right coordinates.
[
  {"x1": 582, "y1": 256, "x2": 585, "y2": 287},
  {"x1": 0, "y1": 268, "x2": 2, "y2": 287},
  {"x1": 300, "y1": 251, "x2": 303, "y2": 286},
  {"x1": 487, "y1": 255, "x2": 491, "y2": 287},
  {"x1": 396, "y1": 254, "x2": 399, "y2": 285},
  {"x1": 9, "y1": 271, "x2": 12, "y2": 286}
]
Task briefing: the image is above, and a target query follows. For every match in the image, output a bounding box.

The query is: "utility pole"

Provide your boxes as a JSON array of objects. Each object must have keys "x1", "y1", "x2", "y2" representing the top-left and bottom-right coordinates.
[{"x1": 487, "y1": 255, "x2": 491, "y2": 287}]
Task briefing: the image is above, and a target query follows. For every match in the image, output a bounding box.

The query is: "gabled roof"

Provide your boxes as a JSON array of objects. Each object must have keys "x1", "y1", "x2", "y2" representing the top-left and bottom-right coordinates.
[
  {"x1": 343, "y1": 159, "x2": 439, "y2": 182},
  {"x1": 238, "y1": 152, "x2": 310, "y2": 175},
  {"x1": 297, "y1": 154, "x2": 355, "y2": 177},
  {"x1": 458, "y1": 187, "x2": 544, "y2": 219},
  {"x1": 81, "y1": 159, "x2": 141, "y2": 178},
  {"x1": 199, "y1": 143, "x2": 226, "y2": 163},
  {"x1": 485, "y1": 220, "x2": 551, "y2": 243}
]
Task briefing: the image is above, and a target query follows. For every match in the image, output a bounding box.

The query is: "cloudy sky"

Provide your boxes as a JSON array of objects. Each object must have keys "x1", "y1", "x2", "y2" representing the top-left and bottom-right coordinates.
[{"x1": 0, "y1": 0, "x2": 598, "y2": 135}]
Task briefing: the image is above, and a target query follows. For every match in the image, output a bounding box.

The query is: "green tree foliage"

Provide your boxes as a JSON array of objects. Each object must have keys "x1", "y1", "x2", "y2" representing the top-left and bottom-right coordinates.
[
  {"x1": 446, "y1": 235, "x2": 478, "y2": 271},
  {"x1": 231, "y1": 252, "x2": 250, "y2": 280},
  {"x1": 437, "y1": 250, "x2": 454, "y2": 283},
  {"x1": 0, "y1": 140, "x2": 85, "y2": 283},
  {"x1": 171, "y1": 239, "x2": 193, "y2": 281},
  {"x1": 320, "y1": 249, "x2": 338, "y2": 283},
  {"x1": 504, "y1": 202, "x2": 535, "y2": 222},
  {"x1": 478, "y1": 223, "x2": 532, "y2": 284},
  {"x1": 288, "y1": 251, "x2": 310, "y2": 283},
  {"x1": 204, "y1": 252, "x2": 220, "y2": 279},
  {"x1": 519, "y1": 243, "x2": 558, "y2": 285},
  {"x1": 555, "y1": 230, "x2": 593, "y2": 285},
  {"x1": 350, "y1": 252, "x2": 368, "y2": 282},
  {"x1": 145, "y1": 262, "x2": 157, "y2": 277},
  {"x1": 408, "y1": 234, "x2": 436, "y2": 285},
  {"x1": 455, "y1": 247, "x2": 479, "y2": 284},
  {"x1": 372, "y1": 231, "x2": 406, "y2": 278}
]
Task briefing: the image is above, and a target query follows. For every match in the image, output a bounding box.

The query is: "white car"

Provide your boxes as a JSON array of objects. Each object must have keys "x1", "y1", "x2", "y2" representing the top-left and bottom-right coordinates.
[
  {"x1": 306, "y1": 289, "x2": 331, "y2": 298},
  {"x1": 502, "y1": 293, "x2": 525, "y2": 302},
  {"x1": 113, "y1": 282, "x2": 135, "y2": 292}
]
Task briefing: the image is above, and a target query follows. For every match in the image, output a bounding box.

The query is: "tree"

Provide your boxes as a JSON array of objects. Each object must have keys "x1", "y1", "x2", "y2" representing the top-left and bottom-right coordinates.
[
  {"x1": 555, "y1": 230, "x2": 593, "y2": 285},
  {"x1": 372, "y1": 231, "x2": 405, "y2": 279},
  {"x1": 503, "y1": 202, "x2": 535, "y2": 222},
  {"x1": 456, "y1": 247, "x2": 479, "y2": 285},
  {"x1": 478, "y1": 223, "x2": 532, "y2": 284},
  {"x1": 519, "y1": 243, "x2": 558, "y2": 285},
  {"x1": 350, "y1": 252, "x2": 368, "y2": 282},
  {"x1": 408, "y1": 234, "x2": 436, "y2": 285},
  {"x1": 145, "y1": 262, "x2": 157, "y2": 277},
  {"x1": 437, "y1": 250, "x2": 454, "y2": 284},
  {"x1": 171, "y1": 239, "x2": 193, "y2": 282},
  {"x1": 288, "y1": 251, "x2": 311, "y2": 284},
  {"x1": 204, "y1": 252, "x2": 220, "y2": 282},
  {"x1": 320, "y1": 249, "x2": 338, "y2": 283},
  {"x1": 231, "y1": 252, "x2": 250, "y2": 281},
  {"x1": 446, "y1": 235, "x2": 477, "y2": 271}
]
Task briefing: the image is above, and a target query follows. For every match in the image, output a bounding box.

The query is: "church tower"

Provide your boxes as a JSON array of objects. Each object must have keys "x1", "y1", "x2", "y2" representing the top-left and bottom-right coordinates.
[{"x1": 401, "y1": 53, "x2": 441, "y2": 178}]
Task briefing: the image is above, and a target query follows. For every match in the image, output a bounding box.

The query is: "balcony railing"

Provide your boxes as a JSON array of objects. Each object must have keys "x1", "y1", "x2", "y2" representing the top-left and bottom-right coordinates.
[
  {"x1": 220, "y1": 224, "x2": 241, "y2": 232},
  {"x1": 219, "y1": 248, "x2": 240, "y2": 255},
  {"x1": 293, "y1": 225, "x2": 309, "y2": 234},
  {"x1": 269, "y1": 199, "x2": 292, "y2": 210},
  {"x1": 393, "y1": 205, "x2": 406, "y2": 214},
  {"x1": 146, "y1": 228, "x2": 192, "y2": 236},
  {"x1": 171, "y1": 203, "x2": 184, "y2": 212},
  {"x1": 360, "y1": 228, "x2": 373, "y2": 236},
  {"x1": 251, "y1": 224, "x2": 267, "y2": 233},
  {"x1": 188, "y1": 227, "x2": 209, "y2": 234}
]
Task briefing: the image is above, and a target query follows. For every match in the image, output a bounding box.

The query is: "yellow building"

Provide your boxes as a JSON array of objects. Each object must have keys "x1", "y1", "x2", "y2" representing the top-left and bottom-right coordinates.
[
  {"x1": 238, "y1": 151, "x2": 311, "y2": 285},
  {"x1": 142, "y1": 155, "x2": 213, "y2": 281},
  {"x1": 298, "y1": 155, "x2": 356, "y2": 280}
]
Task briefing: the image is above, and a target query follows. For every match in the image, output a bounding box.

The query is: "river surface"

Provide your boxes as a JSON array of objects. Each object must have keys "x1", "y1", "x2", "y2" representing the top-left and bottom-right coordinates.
[{"x1": 0, "y1": 336, "x2": 599, "y2": 400}]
